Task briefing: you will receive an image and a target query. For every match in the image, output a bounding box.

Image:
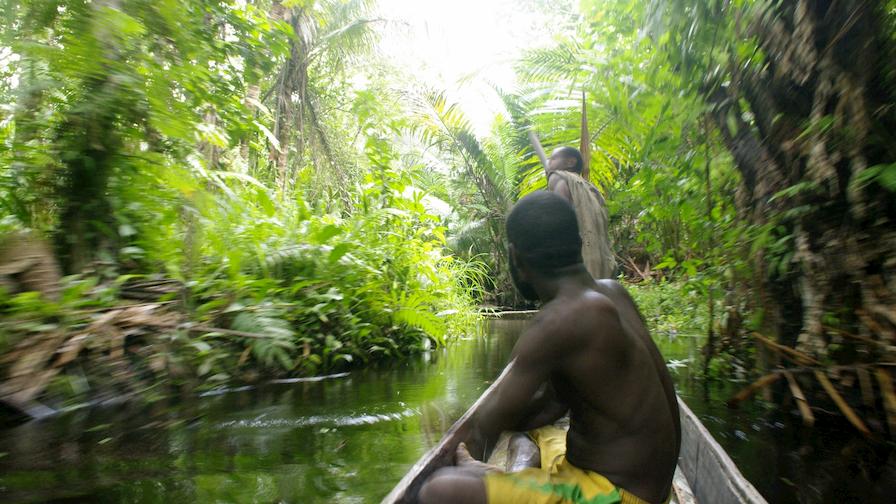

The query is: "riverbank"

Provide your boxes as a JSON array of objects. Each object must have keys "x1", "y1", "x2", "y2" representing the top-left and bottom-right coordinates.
[{"x1": 0, "y1": 269, "x2": 478, "y2": 421}]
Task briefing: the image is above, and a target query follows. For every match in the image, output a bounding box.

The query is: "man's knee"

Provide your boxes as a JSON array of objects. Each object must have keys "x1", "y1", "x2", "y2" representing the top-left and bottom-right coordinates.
[
  {"x1": 418, "y1": 471, "x2": 452, "y2": 504},
  {"x1": 418, "y1": 468, "x2": 487, "y2": 504}
]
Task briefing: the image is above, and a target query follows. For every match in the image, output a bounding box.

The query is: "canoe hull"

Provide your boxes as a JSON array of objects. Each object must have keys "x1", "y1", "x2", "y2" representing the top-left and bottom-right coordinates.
[
  {"x1": 382, "y1": 362, "x2": 767, "y2": 504},
  {"x1": 380, "y1": 362, "x2": 515, "y2": 504},
  {"x1": 677, "y1": 398, "x2": 766, "y2": 503}
]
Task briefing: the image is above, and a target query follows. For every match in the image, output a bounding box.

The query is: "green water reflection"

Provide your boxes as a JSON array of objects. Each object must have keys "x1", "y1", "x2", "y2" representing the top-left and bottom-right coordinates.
[{"x1": 0, "y1": 320, "x2": 524, "y2": 503}]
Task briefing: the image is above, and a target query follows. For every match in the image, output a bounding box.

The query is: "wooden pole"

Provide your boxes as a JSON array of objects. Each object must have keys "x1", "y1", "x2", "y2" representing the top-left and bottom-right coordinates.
[{"x1": 580, "y1": 91, "x2": 590, "y2": 181}]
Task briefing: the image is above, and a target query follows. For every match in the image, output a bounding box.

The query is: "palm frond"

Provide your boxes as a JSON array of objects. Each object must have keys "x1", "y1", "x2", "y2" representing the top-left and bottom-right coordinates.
[
  {"x1": 517, "y1": 40, "x2": 584, "y2": 84},
  {"x1": 410, "y1": 89, "x2": 514, "y2": 211}
]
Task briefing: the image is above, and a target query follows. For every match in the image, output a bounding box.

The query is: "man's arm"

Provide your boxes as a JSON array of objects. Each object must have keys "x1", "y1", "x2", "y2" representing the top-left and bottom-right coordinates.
[
  {"x1": 466, "y1": 321, "x2": 564, "y2": 460},
  {"x1": 513, "y1": 384, "x2": 568, "y2": 431},
  {"x1": 494, "y1": 379, "x2": 569, "y2": 433},
  {"x1": 548, "y1": 174, "x2": 573, "y2": 202}
]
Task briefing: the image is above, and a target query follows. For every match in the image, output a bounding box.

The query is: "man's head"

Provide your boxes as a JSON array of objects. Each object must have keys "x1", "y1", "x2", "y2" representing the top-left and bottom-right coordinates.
[
  {"x1": 506, "y1": 191, "x2": 583, "y2": 301},
  {"x1": 548, "y1": 146, "x2": 583, "y2": 174}
]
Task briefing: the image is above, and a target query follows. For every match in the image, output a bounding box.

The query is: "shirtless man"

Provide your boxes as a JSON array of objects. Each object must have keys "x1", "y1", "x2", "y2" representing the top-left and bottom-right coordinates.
[{"x1": 419, "y1": 192, "x2": 680, "y2": 504}]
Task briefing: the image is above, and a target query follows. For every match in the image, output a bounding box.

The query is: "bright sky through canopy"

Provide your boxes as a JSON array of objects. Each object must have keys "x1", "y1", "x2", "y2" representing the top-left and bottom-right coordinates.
[{"x1": 376, "y1": 0, "x2": 558, "y2": 135}]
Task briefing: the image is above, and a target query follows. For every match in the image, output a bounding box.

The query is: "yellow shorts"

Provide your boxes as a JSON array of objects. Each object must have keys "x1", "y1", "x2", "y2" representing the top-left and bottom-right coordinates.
[{"x1": 483, "y1": 426, "x2": 649, "y2": 504}]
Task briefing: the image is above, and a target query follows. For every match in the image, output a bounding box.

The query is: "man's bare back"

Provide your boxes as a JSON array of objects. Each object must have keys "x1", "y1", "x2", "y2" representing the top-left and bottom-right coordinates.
[
  {"x1": 552, "y1": 280, "x2": 679, "y2": 501},
  {"x1": 419, "y1": 192, "x2": 679, "y2": 504}
]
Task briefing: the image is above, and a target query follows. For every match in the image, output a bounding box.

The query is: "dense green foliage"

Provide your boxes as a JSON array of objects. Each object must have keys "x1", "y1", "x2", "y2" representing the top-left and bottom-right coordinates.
[
  {"x1": 647, "y1": 0, "x2": 896, "y2": 361},
  {"x1": 427, "y1": 0, "x2": 748, "y2": 318},
  {"x1": 1, "y1": 0, "x2": 287, "y2": 268},
  {"x1": 0, "y1": 0, "x2": 482, "y2": 402},
  {"x1": 181, "y1": 167, "x2": 480, "y2": 376},
  {"x1": 1, "y1": 0, "x2": 894, "y2": 435},
  {"x1": 432, "y1": 0, "x2": 895, "y2": 407}
]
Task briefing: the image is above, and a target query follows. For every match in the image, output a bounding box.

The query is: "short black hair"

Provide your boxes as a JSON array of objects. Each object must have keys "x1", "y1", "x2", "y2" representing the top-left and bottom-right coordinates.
[
  {"x1": 506, "y1": 191, "x2": 582, "y2": 273},
  {"x1": 553, "y1": 146, "x2": 583, "y2": 174}
]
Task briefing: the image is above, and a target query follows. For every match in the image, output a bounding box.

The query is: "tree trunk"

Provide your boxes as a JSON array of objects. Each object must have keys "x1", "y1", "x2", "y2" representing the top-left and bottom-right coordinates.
[
  {"x1": 54, "y1": 93, "x2": 119, "y2": 273},
  {"x1": 707, "y1": 0, "x2": 896, "y2": 357},
  {"x1": 53, "y1": 0, "x2": 125, "y2": 272}
]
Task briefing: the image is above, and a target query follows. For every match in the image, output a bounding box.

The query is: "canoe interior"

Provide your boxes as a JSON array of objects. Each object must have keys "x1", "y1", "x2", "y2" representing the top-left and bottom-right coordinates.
[{"x1": 382, "y1": 362, "x2": 767, "y2": 504}]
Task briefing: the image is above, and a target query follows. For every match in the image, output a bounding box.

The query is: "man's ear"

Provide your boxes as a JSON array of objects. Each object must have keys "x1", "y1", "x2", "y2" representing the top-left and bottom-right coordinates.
[{"x1": 509, "y1": 244, "x2": 528, "y2": 279}]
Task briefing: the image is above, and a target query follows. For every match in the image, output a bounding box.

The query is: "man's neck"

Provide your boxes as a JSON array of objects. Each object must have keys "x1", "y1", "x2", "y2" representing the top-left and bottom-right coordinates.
[{"x1": 534, "y1": 264, "x2": 595, "y2": 303}]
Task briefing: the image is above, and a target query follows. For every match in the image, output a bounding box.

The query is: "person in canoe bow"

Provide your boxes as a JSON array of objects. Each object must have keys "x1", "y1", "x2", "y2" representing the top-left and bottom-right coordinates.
[
  {"x1": 545, "y1": 146, "x2": 617, "y2": 281},
  {"x1": 418, "y1": 192, "x2": 680, "y2": 504}
]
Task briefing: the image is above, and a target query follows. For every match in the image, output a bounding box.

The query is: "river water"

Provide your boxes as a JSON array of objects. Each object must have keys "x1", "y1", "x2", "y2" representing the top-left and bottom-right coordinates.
[{"x1": 1, "y1": 319, "x2": 894, "y2": 503}]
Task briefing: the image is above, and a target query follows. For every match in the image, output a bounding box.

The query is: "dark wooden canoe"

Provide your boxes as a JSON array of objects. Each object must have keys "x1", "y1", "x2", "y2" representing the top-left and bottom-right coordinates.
[{"x1": 381, "y1": 360, "x2": 767, "y2": 504}]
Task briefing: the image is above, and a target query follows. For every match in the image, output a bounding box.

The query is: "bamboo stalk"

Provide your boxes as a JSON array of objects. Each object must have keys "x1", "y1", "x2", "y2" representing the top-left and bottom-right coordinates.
[
  {"x1": 752, "y1": 333, "x2": 819, "y2": 366},
  {"x1": 783, "y1": 371, "x2": 815, "y2": 426},
  {"x1": 814, "y1": 370, "x2": 871, "y2": 436},
  {"x1": 727, "y1": 373, "x2": 781, "y2": 407},
  {"x1": 875, "y1": 368, "x2": 896, "y2": 434},
  {"x1": 823, "y1": 324, "x2": 889, "y2": 349},
  {"x1": 857, "y1": 367, "x2": 875, "y2": 407}
]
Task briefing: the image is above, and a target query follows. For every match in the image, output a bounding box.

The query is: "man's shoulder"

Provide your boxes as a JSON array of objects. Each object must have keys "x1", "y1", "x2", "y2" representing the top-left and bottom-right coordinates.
[
  {"x1": 546, "y1": 171, "x2": 567, "y2": 188},
  {"x1": 517, "y1": 292, "x2": 627, "y2": 368},
  {"x1": 593, "y1": 279, "x2": 641, "y2": 308},
  {"x1": 548, "y1": 170, "x2": 578, "y2": 183},
  {"x1": 576, "y1": 290, "x2": 622, "y2": 326},
  {"x1": 534, "y1": 291, "x2": 620, "y2": 336},
  {"x1": 594, "y1": 278, "x2": 626, "y2": 295}
]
